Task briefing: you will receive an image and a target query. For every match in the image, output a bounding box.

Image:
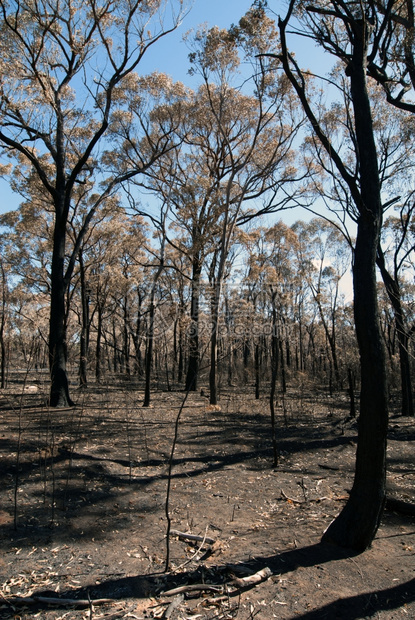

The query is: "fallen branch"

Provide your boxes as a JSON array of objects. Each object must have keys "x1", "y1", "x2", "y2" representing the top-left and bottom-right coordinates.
[
  {"x1": 163, "y1": 566, "x2": 273, "y2": 598},
  {"x1": 169, "y1": 529, "x2": 216, "y2": 545},
  {"x1": 4, "y1": 595, "x2": 114, "y2": 608},
  {"x1": 163, "y1": 583, "x2": 223, "y2": 597},
  {"x1": 230, "y1": 567, "x2": 273, "y2": 588}
]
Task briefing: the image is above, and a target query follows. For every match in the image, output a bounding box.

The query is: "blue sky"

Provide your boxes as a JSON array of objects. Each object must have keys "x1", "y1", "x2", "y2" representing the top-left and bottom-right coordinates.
[
  {"x1": 142, "y1": 1, "x2": 331, "y2": 82},
  {"x1": 139, "y1": 0, "x2": 257, "y2": 81},
  {"x1": 0, "y1": 1, "x2": 332, "y2": 215},
  {"x1": 0, "y1": 0, "x2": 257, "y2": 215}
]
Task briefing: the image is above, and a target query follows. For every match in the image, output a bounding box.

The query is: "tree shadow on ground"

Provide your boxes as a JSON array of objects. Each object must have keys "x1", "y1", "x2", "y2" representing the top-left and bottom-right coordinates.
[
  {"x1": 291, "y1": 579, "x2": 415, "y2": 618},
  {"x1": 0, "y1": 431, "x2": 355, "y2": 547},
  {"x1": 4, "y1": 543, "x2": 414, "y2": 619},
  {"x1": 0, "y1": 391, "x2": 359, "y2": 546}
]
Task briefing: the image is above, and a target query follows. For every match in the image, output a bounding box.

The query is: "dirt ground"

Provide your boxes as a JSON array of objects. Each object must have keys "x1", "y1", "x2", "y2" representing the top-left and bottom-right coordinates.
[{"x1": 0, "y1": 379, "x2": 414, "y2": 619}]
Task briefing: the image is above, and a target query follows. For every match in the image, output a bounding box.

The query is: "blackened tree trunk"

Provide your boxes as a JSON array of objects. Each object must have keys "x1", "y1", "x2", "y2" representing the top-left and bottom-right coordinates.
[
  {"x1": 269, "y1": 290, "x2": 279, "y2": 466},
  {"x1": 209, "y1": 287, "x2": 220, "y2": 405},
  {"x1": 243, "y1": 340, "x2": 250, "y2": 383},
  {"x1": 143, "y1": 293, "x2": 156, "y2": 407},
  {"x1": 323, "y1": 217, "x2": 388, "y2": 550},
  {"x1": 112, "y1": 318, "x2": 118, "y2": 373},
  {"x1": 208, "y1": 249, "x2": 221, "y2": 405},
  {"x1": 173, "y1": 310, "x2": 185, "y2": 385},
  {"x1": 279, "y1": 4, "x2": 389, "y2": 551},
  {"x1": 321, "y1": 19, "x2": 388, "y2": 551},
  {"x1": 131, "y1": 290, "x2": 144, "y2": 376},
  {"x1": 49, "y1": 209, "x2": 74, "y2": 407},
  {"x1": 143, "y1": 220, "x2": 166, "y2": 406},
  {"x1": 314, "y1": 296, "x2": 341, "y2": 387},
  {"x1": 254, "y1": 342, "x2": 260, "y2": 400},
  {"x1": 185, "y1": 259, "x2": 202, "y2": 392},
  {"x1": 142, "y1": 279, "x2": 162, "y2": 407},
  {"x1": 78, "y1": 252, "x2": 89, "y2": 387},
  {"x1": 0, "y1": 262, "x2": 8, "y2": 389},
  {"x1": 348, "y1": 367, "x2": 356, "y2": 418},
  {"x1": 279, "y1": 340, "x2": 287, "y2": 394},
  {"x1": 122, "y1": 298, "x2": 131, "y2": 376},
  {"x1": 95, "y1": 302, "x2": 103, "y2": 383}
]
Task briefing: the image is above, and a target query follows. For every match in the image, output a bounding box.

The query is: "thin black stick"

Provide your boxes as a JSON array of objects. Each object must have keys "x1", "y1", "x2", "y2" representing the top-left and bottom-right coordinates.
[{"x1": 164, "y1": 390, "x2": 190, "y2": 572}]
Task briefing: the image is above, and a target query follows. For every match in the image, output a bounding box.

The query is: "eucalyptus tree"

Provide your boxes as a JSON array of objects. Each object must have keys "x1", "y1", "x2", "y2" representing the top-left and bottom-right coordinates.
[
  {"x1": 277, "y1": 0, "x2": 391, "y2": 551},
  {"x1": 0, "y1": 213, "x2": 51, "y2": 373},
  {"x1": 0, "y1": 0, "x2": 186, "y2": 406},
  {"x1": 0, "y1": 168, "x2": 56, "y2": 299},
  {"x1": 137, "y1": 4, "x2": 304, "y2": 399},
  {"x1": 299, "y1": 67, "x2": 415, "y2": 410},
  {"x1": 197, "y1": 8, "x2": 305, "y2": 405}
]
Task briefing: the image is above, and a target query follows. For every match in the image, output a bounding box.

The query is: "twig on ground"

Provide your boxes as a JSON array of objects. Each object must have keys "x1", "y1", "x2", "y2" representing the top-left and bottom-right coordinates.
[
  {"x1": 163, "y1": 566, "x2": 273, "y2": 599},
  {"x1": 87, "y1": 589, "x2": 94, "y2": 619}
]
